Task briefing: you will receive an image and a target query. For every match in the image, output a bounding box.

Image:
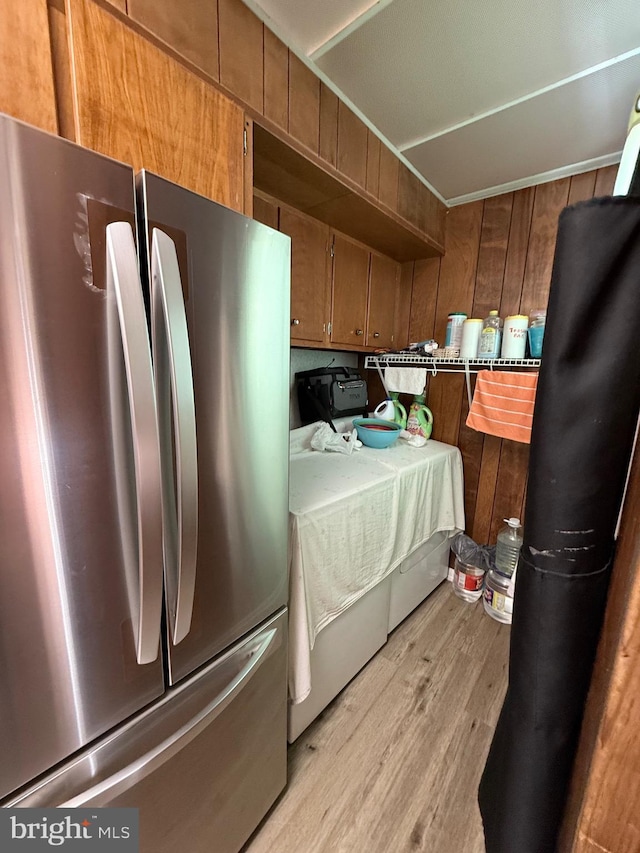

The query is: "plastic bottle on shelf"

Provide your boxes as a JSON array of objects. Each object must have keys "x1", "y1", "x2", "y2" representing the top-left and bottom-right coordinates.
[
  {"x1": 460, "y1": 318, "x2": 483, "y2": 359},
  {"x1": 528, "y1": 309, "x2": 546, "y2": 358},
  {"x1": 501, "y1": 315, "x2": 529, "y2": 359},
  {"x1": 495, "y1": 517, "x2": 523, "y2": 577},
  {"x1": 406, "y1": 393, "x2": 433, "y2": 439},
  {"x1": 445, "y1": 313, "x2": 467, "y2": 349},
  {"x1": 479, "y1": 310, "x2": 503, "y2": 359}
]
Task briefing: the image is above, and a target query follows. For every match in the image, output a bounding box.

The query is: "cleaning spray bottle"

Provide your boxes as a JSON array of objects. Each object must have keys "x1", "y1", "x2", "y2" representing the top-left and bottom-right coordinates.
[
  {"x1": 406, "y1": 393, "x2": 433, "y2": 439},
  {"x1": 390, "y1": 391, "x2": 407, "y2": 429}
]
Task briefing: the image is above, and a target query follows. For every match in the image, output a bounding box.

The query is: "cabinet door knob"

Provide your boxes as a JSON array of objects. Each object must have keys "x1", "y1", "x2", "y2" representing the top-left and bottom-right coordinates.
[
  {"x1": 355, "y1": 329, "x2": 363, "y2": 336},
  {"x1": 373, "y1": 331, "x2": 380, "y2": 338},
  {"x1": 291, "y1": 318, "x2": 300, "y2": 326}
]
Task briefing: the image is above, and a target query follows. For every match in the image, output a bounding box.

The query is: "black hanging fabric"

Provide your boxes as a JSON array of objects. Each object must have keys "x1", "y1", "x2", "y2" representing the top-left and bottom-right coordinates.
[{"x1": 478, "y1": 196, "x2": 640, "y2": 853}]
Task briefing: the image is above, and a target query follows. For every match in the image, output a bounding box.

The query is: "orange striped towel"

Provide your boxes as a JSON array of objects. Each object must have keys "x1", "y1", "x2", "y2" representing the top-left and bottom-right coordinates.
[{"x1": 466, "y1": 371, "x2": 538, "y2": 444}]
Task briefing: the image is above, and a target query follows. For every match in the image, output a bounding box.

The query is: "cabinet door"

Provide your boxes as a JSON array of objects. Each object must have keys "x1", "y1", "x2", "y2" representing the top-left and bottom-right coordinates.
[
  {"x1": 330, "y1": 235, "x2": 369, "y2": 348},
  {"x1": 337, "y1": 102, "x2": 368, "y2": 189},
  {"x1": 288, "y1": 53, "x2": 320, "y2": 154},
  {"x1": 1, "y1": 0, "x2": 57, "y2": 133},
  {"x1": 128, "y1": 0, "x2": 220, "y2": 81},
  {"x1": 66, "y1": 0, "x2": 245, "y2": 211},
  {"x1": 367, "y1": 253, "x2": 400, "y2": 348},
  {"x1": 279, "y1": 208, "x2": 330, "y2": 344},
  {"x1": 218, "y1": 0, "x2": 263, "y2": 113}
]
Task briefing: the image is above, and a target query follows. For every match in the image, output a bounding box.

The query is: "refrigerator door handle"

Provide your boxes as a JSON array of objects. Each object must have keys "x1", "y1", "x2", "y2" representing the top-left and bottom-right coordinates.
[
  {"x1": 106, "y1": 222, "x2": 164, "y2": 665},
  {"x1": 59, "y1": 626, "x2": 279, "y2": 807},
  {"x1": 151, "y1": 228, "x2": 198, "y2": 645}
]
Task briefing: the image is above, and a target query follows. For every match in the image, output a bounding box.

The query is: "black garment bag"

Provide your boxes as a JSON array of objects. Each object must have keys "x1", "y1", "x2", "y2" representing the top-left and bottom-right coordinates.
[{"x1": 478, "y1": 194, "x2": 640, "y2": 852}]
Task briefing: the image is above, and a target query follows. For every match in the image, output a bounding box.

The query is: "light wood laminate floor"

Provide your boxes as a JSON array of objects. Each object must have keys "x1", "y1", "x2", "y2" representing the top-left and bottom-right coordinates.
[{"x1": 244, "y1": 582, "x2": 510, "y2": 853}]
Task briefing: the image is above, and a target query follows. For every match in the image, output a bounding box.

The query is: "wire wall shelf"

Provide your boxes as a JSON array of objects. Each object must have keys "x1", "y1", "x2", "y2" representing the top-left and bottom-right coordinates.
[{"x1": 364, "y1": 354, "x2": 541, "y2": 374}]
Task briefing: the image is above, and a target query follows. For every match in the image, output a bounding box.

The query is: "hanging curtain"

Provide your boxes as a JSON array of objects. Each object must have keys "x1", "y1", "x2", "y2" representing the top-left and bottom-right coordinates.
[{"x1": 478, "y1": 195, "x2": 640, "y2": 852}]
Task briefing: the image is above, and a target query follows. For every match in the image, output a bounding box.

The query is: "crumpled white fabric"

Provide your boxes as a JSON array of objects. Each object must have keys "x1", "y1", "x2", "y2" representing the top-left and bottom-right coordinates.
[
  {"x1": 310, "y1": 422, "x2": 362, "y2": 455},
  {"x1": 399, "y1": 429, "x2": 427, "y2": 448}
]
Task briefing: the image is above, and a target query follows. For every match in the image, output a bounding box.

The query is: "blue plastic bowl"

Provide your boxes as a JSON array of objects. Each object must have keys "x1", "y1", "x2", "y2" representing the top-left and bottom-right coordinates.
[{"x1": 353, "y1": 417, "x2": 402, "y2": 449}]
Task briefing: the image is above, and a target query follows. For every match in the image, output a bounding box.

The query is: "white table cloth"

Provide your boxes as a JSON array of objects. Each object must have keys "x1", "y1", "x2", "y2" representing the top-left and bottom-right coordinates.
[{"x1": 288, "y1": 420, "x2": 465, "y2": 703}]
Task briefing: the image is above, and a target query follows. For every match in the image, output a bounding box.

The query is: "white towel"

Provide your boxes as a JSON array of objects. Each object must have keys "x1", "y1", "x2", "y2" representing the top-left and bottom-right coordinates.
[{"x1": 385, "y1": 366, "x2": 427, "y2": 395}]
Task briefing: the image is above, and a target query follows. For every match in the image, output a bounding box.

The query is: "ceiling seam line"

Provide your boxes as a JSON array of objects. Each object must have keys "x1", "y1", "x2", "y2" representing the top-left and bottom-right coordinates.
[
  {"x1": 397, "y1": 46, "x2": 640, "y2": 153},
  {"x1": 308, "y1": 0, "x2": 395, "y2": 60}
]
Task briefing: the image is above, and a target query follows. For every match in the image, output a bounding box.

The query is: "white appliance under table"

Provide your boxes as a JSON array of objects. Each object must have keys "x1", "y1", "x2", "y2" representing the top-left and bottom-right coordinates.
[{"x1": 288, "y1": 422, "x2": 465, "y2": 741}]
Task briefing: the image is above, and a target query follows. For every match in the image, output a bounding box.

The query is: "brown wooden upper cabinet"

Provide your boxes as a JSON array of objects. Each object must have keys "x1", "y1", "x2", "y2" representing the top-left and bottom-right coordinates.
[
  {"x1": 280, "y1": 207, "x2": 331, "y2": 345},
  {"x1": 255, "y1": 193, "x2": 404, "y2": 351},
  {"x1": 1, "y1": 0, "x2": 58, "y2": 134},
  {"x1": 288, "y1": 53, "x2": 320, "y2": 155},
  {"x1": 330, "y1": 234, "x2": 370, "y2": 347},
  {"x1": 128, "y1": 0, "x2": 220, "y2": 81},
  {"x1": 337, "y1": 102, "x2": 368, "y2": 189},
  {"x1": 367, "y1": 254, "x2": 400, "y2": 348},
  {"x1": 65, "y1": 0, "x2": 246, "y2": 212},
  {"x1": 218, "y1": 0, "x2": 264, "y2": 113}
]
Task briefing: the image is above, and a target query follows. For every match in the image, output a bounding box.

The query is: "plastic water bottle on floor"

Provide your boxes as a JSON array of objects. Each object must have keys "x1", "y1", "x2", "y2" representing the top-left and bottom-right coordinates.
[{"x1": 495, "y1": 518, "x2": 522, "y2": 577}]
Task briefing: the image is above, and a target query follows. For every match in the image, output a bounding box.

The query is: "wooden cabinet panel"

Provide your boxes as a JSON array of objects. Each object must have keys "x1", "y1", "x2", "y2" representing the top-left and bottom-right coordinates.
[
  {"x1": 289, "y1": 53, "x2": 319, "y2": 154},
  {"x1": 66, "y1": 0, "x2": 245, "y2": 211},
  {"x1": 330, "y1": 235, "x2": 369, "y2": 347},
  {"x1": 103, "y1": 0, "x2": 126, "y2": 10},
  {"x1": 366, "y1": 131, "x2": 381, "y2": 198},
  {"x1": 378, "y1": 144, "x2": 399, "y2": 211},
  {"x1": 319, "y1": 82, "x2": 338, "y2": 167},
  {"x1": 48, "y1": 3, "x2": 75, "y2": 140},
  {"x1": 218, "y1": 0, "x2": 263, "y2": 113},
  {"x1": 264, "y1": 27, "x2": 288, "y2": 131},
  {"x1": 128, "y1": 0, "x2": 219, "y2": 81},
  {"x1": 253, "y1": 194, "x2": 278, "y2": 230},
  {"x1": 0, "y1": 0, "x2": 57, "y2": 133},
  {"x1": 243, "y1": 116, "x2": 253, "y2": 216},
  {"x1": 367, "y1": 253, "x2": 399, "y2": 348},
  {"x1": 337, "y1": 101, "x2": 367, "y2": 188},
  {"x1": 419, "y1": 182, "x2": 445, "y2": 247},
  {"x1": 280, "y1": 208, "x2": 330, "y2": 344},
  {"x1": 397, "y1": 163, "x2": 421, "y2": 227}
]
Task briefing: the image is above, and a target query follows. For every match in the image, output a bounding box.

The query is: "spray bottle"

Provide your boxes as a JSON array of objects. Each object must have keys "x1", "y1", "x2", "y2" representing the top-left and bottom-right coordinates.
[{"x1": 406, "y1": 393, "x2": 433, "y2": 439}]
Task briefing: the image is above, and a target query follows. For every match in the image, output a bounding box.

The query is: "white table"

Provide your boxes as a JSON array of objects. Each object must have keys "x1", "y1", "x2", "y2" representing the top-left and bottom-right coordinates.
[{"x1": 288, "y1": 420, "x2": 465, "y2": 738}]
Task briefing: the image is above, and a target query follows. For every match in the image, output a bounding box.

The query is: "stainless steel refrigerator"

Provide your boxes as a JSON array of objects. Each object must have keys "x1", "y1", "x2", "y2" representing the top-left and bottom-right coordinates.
[{"x1": 0, "y1": 113, "x2": 290, "y2": 852}]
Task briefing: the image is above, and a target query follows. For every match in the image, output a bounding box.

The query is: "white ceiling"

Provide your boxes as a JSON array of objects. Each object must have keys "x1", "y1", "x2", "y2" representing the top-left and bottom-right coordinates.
[{"x1": 243, "y1": 0, "x2": 640, "y2": 205}]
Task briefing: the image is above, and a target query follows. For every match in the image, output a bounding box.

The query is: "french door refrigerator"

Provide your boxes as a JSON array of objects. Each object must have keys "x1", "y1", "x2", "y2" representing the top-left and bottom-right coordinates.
[{"x1": 0, "y1": 113, "x2": 290, "y2": 852}]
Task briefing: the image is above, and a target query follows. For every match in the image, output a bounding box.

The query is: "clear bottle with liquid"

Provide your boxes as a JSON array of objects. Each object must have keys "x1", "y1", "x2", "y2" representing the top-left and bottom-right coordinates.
[
  {"x1": 479, "y1": 310, "x2": 503, "y2": 359},
  {"x1": 495, "y1": 517, "x2": 523, "y2": 577},
  {"x1": 452, "y1": 557, "x2": 485, "y2": 603},
  {"x1": 483, "y1": 569, "x2": 514, "y2": 624}
]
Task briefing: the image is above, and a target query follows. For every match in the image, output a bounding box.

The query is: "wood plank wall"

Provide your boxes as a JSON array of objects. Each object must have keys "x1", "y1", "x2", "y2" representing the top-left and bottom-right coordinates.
[{"x1": 401, "y1": 165, "x2": 617, "y2": 546}]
